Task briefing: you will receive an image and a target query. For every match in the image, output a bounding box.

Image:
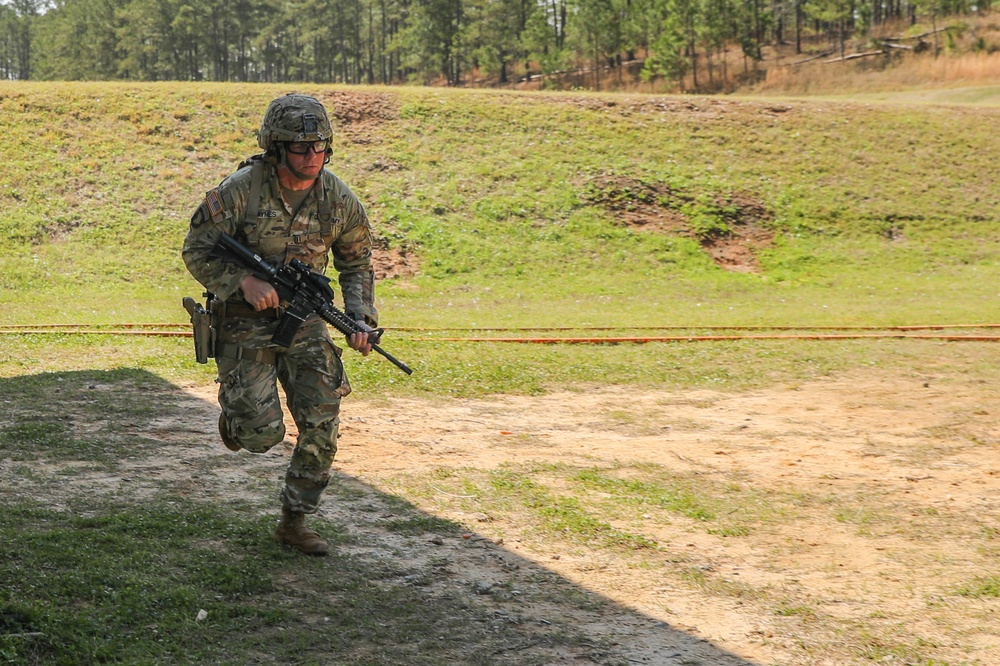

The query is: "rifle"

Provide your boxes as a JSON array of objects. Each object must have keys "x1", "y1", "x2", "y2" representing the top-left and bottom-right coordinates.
[{"x1": 210, "y1": 231, "x2": 413, "y2": 375}]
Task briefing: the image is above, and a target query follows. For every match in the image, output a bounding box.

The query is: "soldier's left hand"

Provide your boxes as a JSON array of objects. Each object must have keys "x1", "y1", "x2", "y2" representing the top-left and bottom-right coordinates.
[{"x1": 348, "y1": 331, "x2": 372, "y2": 356}]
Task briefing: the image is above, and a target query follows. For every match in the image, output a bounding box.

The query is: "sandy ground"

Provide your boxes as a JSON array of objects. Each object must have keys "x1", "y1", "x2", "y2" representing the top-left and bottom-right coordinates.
[{"x1": 130, "y1": 370, "x2": 1000, "y2": 664}]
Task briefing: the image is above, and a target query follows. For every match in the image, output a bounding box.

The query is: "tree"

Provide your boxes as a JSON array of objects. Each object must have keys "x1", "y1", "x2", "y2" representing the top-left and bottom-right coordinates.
[
  {"x1": 522, "y1": 0, "x2": 571, "y2": 79},
  {"x1": 805, "y1": 0, "x2": 855, "y2": 58},
  {"x1": 393, "y1": 0, "x2": 462, "y2": 83},
  {"x1": 1, "y1": 0, "x2": 43, "y2": 79},
  {"x1": 34, "y1": 0, "x2": 125, "y2": 80},
  {"x1": 641, "y1": 0, "x2": 689, "y2": 88},
  {"x1": 736, "y1": 0, "x2": 769, "y2": 72},
  {"x1": 458, "y1": 0, "x2": 529, "y2": 83},
  {"x1": 702, "y1": 0, "x2": 737, "y2": 87},
  {"x1": 567, "y1": 0, "x2": 621, "y2": 89}
]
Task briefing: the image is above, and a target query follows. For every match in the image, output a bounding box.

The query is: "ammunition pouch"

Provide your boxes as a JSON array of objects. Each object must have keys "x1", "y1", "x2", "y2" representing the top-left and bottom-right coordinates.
[{"x1": 182, "y1": 296, "x2": 216, "y2": 364}]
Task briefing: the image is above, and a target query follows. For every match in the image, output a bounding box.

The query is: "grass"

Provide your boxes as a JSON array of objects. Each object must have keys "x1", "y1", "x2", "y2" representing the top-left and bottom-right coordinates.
[
  {"x1": 1, "y1": 82, "x2": 997, "y2": 397},
  {"x1": 395, "y1": 462, "x2": 784, "y2": 553},
  {"x1": 0, "y1": 81, "x2": 998, "y2": 665},
  {"x1": 0, "y1": 371, "x2": 615, "y2": 666},
  {"x1": 0, "y1": 499, "x2": 581, "y2": 665},
  {"x1": 758, "y1": 53, "x2": 1000, "y2": 100},
  {"x1": 2, "y1": 84, "x2": 999, "y2": 327},
  {"x1": 749, "y1": 12, "x2": 1000, "y2": 100},
  {"x1": 957, "y1": 576, "x2": 1000, "y2": 598},
  {"x1": 0, "y1": 502, "x2": 288, "y2": 665}
]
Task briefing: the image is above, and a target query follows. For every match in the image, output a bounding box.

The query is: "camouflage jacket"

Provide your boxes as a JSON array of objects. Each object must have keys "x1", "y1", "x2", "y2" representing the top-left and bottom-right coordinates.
[{"x1": 182, "y1": 159, "x2": 378, "y2": 325}]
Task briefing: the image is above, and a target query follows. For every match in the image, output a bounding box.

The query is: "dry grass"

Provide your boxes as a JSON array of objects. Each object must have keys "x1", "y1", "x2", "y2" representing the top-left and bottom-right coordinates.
[
  {"x1": 759, "y1": 51, "x2": 1000, "y2": 96},
  {"x1": 751, "y1": 11, "x2": 1000, "y2": 97},
  {"x1": 592, "y1": 11, "x2": 1000, "y2": 96}
]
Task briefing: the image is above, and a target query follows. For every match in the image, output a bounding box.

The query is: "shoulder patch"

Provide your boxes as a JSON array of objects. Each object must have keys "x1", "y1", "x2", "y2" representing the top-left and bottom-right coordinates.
[
  {"x1": 190, "y1": 204, "x2": 210, "y2": 229},
  {"x1": 206, "y1": 189, "x2": 228, "y2": 223}
]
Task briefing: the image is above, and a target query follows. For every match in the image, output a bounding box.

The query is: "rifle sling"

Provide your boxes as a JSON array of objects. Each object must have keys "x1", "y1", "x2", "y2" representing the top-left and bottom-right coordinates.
[{"x1": 244, "y1": 160, "x2": 266, "y2": 245}]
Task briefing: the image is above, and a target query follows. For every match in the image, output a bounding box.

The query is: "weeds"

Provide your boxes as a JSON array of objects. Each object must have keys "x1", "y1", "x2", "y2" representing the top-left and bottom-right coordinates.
[{"x1": 956, "y1": 576, "x2": 1000, "y2": 598}]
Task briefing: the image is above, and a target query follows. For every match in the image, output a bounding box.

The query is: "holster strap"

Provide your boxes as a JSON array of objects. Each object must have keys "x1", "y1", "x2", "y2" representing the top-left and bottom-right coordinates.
[{"x1": 216, "y1": 343, "x2": 277, "y2": 366}]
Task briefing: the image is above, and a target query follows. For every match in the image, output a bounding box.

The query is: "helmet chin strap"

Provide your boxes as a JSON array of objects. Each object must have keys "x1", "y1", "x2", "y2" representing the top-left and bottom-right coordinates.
[{"x1": 285, "y1": 163, "x2": 316, "y2": 182}]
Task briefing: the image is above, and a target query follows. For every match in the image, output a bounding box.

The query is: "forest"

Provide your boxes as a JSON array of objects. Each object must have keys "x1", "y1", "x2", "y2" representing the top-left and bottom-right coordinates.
[{"x1": 0, "y1": 0, "x2": 996, "y2": 91}]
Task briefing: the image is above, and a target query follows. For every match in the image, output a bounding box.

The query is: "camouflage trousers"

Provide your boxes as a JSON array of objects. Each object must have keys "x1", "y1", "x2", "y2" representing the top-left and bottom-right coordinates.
[{"x1": 215, "y1": 313, "x2": 351, "y2": 514}]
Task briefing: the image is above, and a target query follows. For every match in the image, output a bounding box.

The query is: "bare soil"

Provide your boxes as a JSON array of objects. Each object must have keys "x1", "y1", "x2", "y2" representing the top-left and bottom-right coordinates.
[
  {"x1": 582, "y1": 173, "x2": 775, "y2": 274},
  {"x1": 133, "y1": 370, "x2": 1000, "y2": 665}
]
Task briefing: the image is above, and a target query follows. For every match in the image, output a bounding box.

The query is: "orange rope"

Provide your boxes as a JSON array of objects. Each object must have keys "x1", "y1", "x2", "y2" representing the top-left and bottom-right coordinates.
[
  {"x1": 0, "y1": 329, "x2": 192, "y2": 337},
  {"x1": 2, "y1": 323, "x2": 999, "y2": 332},
  {"x1": 1, "y1": 328, "x2": 998, "y2": 343},
  {"x1": 397, "y1": 324, "x2": 1000, "y2": 332},
  {"x1": 416, "y1": 334, "x2": 1000, "y2": 343},
  {"x1": 0, "y1": 323, "x2": 186, "y2": 329}
]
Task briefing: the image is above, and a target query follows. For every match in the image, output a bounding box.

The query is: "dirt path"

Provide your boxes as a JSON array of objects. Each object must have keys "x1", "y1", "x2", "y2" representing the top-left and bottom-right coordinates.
[{"x1": 145, "y1": 371, "x2": 1000, "y2": 665}]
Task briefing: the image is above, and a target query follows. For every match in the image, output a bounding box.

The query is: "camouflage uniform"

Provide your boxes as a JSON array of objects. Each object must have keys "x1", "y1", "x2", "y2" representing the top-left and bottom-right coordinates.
[{"x1": 182, "y1": 150, "x2": 377, "y2": 516}]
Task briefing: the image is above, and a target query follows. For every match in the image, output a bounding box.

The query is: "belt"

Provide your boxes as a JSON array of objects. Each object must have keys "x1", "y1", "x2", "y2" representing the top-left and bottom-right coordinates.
[
  {"x1": 218, "y1": 302, "x2": 279, "y2": 319},
  {"x1": 216, "y1": 342, "x2": 277, "y2": 366}
]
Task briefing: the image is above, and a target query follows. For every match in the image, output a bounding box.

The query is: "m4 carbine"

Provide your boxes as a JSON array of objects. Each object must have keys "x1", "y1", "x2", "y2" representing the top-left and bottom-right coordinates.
[{"x1": 211, "y1": 231, "x2": 413, "y2": 375}]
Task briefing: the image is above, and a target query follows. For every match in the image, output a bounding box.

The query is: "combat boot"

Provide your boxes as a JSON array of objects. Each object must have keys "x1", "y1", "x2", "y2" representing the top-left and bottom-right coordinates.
[
  {"x1": 218, "y1": 413, "x2": 241, "y2": 452},
  {"x1": 273, "y1": 507, "x2": 329, "y2": 556}
]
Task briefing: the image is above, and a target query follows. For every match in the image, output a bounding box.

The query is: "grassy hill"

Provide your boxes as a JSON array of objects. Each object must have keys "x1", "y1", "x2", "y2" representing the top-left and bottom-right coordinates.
[
  {"x1": 1, "y1": 81, "x2": 998, "y2": 394},
  {"x1": 2, "y1": 81, "x2": 1000, "y2": 666}
]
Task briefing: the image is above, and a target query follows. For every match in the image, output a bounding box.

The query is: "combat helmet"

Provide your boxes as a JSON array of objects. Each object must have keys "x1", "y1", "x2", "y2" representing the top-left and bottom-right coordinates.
[{"x1": 257, "y1": 93, "x2": 333, "y2": 152}]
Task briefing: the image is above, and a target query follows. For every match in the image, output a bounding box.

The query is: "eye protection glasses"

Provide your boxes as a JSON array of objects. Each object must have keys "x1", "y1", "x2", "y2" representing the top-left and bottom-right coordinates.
[{"x1": 285, "y1": 140, "x2": 331, "y2": 155}]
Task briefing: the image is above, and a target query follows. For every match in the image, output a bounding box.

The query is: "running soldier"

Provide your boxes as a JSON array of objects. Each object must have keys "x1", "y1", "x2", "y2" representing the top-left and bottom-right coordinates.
[{"x1": 182, "y1": 93, "x2": 377, "y2": 555}]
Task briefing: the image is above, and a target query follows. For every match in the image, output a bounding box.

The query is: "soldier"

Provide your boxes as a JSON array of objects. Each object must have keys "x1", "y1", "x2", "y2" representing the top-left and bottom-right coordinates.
[{"x1": 182, "y1": 93, "x2": 377, "y2": 556}]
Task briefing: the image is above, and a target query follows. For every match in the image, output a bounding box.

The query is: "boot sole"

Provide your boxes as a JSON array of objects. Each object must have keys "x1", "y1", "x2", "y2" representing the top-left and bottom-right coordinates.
[{"x1": 218, "y1": 413, "x2": 241, "y2": 452}]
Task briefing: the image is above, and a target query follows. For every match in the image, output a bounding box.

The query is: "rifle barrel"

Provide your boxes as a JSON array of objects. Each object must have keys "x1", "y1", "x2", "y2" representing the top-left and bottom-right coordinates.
[{"x1": 370, "y1": 343, "x2": 413, "y2": 375}]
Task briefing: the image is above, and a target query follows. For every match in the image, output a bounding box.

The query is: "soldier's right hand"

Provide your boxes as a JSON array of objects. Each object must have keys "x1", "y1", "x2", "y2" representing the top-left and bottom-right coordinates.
[{"x1": 240, "y1": 275, "x2": 280, "y2": 311}]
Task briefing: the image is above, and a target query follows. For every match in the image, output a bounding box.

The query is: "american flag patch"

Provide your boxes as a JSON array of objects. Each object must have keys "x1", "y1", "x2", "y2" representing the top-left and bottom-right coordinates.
[{"x1": 206, "y1": 190, "x2": 225, "y2": 222}]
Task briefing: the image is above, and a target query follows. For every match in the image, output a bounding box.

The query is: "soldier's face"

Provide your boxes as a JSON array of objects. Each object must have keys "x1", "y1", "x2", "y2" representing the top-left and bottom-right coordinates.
[{"x1": 283, "y1": 143, "x2": 325, "y2": 181}]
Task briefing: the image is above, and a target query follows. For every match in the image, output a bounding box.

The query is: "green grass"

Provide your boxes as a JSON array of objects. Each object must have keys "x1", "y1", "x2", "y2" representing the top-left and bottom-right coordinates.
[
  {"x1": 957, "y1": 576, "x2": 1000, "y2": 598},
  {"x1": 820, "y1": 84, "x2": 1000, "y2": 106},
  {"x1": 395, "y1": 462, "x2": 784, "y2": 553},
  {"x1": 4, "y1": 333, "x2": 997, "y2": 402},
  {"x1": 0, "y1": 500, "x2": 574, "y2": 665},
  {"x1": 2, "y1": 83, "x2": 998, "y2": 322},
  {"x1": 0, "y1": 503, "x2": 288, "y2": 665},
  {"x1": 1, "y1": 82, "x2": 998, "y2": 396},
  {"x1": 0, "y1": 370, "x2": 612, "y2": 666},
  {"x1": 1, "y1": 81, "x2": 999, "y2": 666}
]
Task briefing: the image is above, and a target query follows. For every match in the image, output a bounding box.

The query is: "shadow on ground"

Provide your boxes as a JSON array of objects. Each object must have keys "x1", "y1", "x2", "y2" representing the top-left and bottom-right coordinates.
[{"x1": 0, "y1": 369, "x2": 761, "y2": 665}]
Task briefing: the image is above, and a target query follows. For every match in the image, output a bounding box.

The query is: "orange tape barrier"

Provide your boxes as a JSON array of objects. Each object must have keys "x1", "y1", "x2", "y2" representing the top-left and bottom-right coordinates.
[
  {"x1": 416, "y1": 334, "x2": 1000, "y2": 343},
  {"x1": 2, "y1": 323, "x2": 999, "y2": 332},
  {"x1": 1, "y1": 324, "x2": 998, "y2": 343}
]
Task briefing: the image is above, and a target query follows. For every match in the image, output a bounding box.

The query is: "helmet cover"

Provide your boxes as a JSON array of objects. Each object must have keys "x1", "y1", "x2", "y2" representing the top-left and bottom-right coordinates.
[{"x1": 257, "y1": 94, "x2": 333, "y2": 151}]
